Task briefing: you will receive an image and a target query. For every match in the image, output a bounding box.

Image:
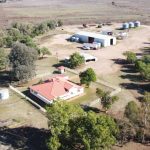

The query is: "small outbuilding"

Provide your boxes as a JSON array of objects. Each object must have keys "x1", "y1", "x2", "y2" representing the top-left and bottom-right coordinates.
[
  {"x1": 129, "y1": 22, "x2": 135, "y2": 28},
  {"x1": 57, "y1": 66, "x2": 65, "y2": 74},
  {"x1": 73, "y1": 31, "x2": 116, "y2": 47},
  {"x1": 80, "y1": 52, "x2": 98, "y2": 63},
  {"x1": 134, "y1": 21, "x2": 141, "y2": 27},
  {"x1": 0, "y1": 89, "x2": 9, "y2": 100},
  {"x1": 122, "y1": 23, "x2": 129, "y2": 29}
]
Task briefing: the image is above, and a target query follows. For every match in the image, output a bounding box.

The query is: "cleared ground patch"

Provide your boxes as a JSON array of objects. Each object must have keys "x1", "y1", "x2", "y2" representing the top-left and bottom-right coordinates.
[{"x1": 0, "y1": 90, "x2": 48, "y2": 129}]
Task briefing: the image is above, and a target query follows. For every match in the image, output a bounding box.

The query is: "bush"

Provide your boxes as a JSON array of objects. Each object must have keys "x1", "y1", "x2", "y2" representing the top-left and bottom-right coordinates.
[
  {"x1": 124, "y1": 51, "x2": 137, "y2": 64},
  {"x1": 57, "y1": 20, "x2": 63, "y2": 27},
  {"x1": 5, "y1": 36, "x2": 14, "y2": 47},
  {"x1": 80, "y1": 68, "x2": 96, "y2": 87},
  {"x1": 125, "y1": 101, "x2": 140, "y2": 124},
  {"x1": 69, "y1": 52, "x2": 85, "y2": 68}
]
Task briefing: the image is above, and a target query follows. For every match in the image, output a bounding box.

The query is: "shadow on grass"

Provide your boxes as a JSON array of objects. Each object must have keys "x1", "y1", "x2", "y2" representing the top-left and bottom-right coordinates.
[
  {"x1": 120, "y1": 74, "x2": 143, "y2": 82},
  {"x1": 23, "y1": 90, "x2": 47, "y2": 108},
  {"x1": 80, "y1": 104, "x2": 101, "y2": 113},
  {"x1": 120, "y1": 83, "x2": 150, "y2": 94},
  {"x1": 53, "y1": 60, "x2": 70, "y2": 68},
  {"x1": 0, "y1": 126, "x2": 50, "y2": 150},
  {"x1": 112, "y1": 55, "x2": 150, "y2": 95},
  {"x1": 0, "y1": 70, "x2": 11, "y2": 86}
]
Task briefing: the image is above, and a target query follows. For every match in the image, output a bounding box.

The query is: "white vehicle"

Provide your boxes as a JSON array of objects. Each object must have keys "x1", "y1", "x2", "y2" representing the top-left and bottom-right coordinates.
[
  {"x1": 83, "y1": 43, "x2": 101, "y2": 50},
  {"x1": 82, "y1": 45, "x2": 91, "y2": 50}
]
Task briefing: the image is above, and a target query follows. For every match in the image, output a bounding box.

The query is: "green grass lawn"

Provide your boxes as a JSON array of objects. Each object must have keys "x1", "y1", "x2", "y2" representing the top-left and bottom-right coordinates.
[{"x1": 70, "y1": 82, "x2": 113, "y2": 105}]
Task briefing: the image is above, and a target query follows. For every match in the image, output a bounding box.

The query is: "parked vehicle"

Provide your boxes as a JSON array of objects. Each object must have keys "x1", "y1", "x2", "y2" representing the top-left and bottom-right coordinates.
[
  {"x1": 82, "y1": 42, "x2": 101, "y2": 50},
  {"x1": 82, "y1": 45, "x2": 91, "y2": 50}
]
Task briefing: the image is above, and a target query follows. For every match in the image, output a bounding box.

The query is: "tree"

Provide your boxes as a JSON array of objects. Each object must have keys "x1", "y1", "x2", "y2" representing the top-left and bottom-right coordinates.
[
  {"x1": 79, "y1": 68, "x2": 96, "y2": 87},
  {"x1": 47, "y1": 20, "x2": 56, "y2": 29},
  {"x1": 124, "y1": 101, "x2": 140, "y2": 124},
  {"x1": 12, "y1": 22, "x2": 34, "y2": 37},
  {"x1": 38, "y1": 47, "x2": 51, "y2": 58},
  {"x1": 9, "y1": 42, "x2": 38, "y2": 82},
  {"x1": 138, "y1": 92, "x2": 150, "y2": 143},
  {"x1": 69, "y1": 112, "x2": 118, "y2": 150},
  {"x1": 57, "y1": 20, "x2": 63, "y2": 27},
  {"x1": 19, "y1": 35, "x2": 36, "y2": 48},
  {"x1": 135, "y1": 61, "x2": 150, "y2": 81},
  {"x1": 96, "y1": 88, "x2": 119, "y2": 110},
  {"x1": 124, "y1": 51, "x2": 137, "y2": 64},
  {"x1": 46, "y1": 102, "x2": 118, "y2": 150},
  {"x1": 0, "y1": 48, "x2": 7, "y2": 70},
  {"x1": 69, "y1": 52, "x2": 85, "y2": 68},
  {"x1": 142, "y1": 55, "x2": 150, "y2": 64},
  {"x1": 7, "y1": 28, "x2": 21, "y2": 41},
  {"x1": 116, "y1": 119, "x2": 136, "y2": 145},
  {"x1": 0, "y1": 30, "x2": 6, "y2": 47},
  {"x1": 5, "y1": 36, "x2": 14, "y2": 47}
]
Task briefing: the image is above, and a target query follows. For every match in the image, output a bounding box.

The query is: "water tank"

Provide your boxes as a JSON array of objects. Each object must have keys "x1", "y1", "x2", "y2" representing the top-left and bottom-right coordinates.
[
  {"x1": 134, "y1": 21, "x2": 141, "y2": 27},
  {"x1": 129, "y1": 22, "x2": 135, "y2": 28},
  {"x1": 0, "y1": 89, "x2": 9, "y2": 100},
  {"x1": 122, "y1": 23, "x2": 129, "y2": 29}
]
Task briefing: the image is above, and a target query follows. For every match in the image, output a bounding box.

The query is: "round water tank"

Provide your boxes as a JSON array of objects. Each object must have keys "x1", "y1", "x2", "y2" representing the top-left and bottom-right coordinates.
[
  {"x1": 129, "y1": 22, "x2": 135, "y2": 28},
  {"x1": 0, "y1": 89, "x2": 9, "y2": 100},
  {"x1": 134, "y1": 21, "x2": 141, "y2": 27},
  {"x1": 122, "y1": 23, "x2": 129, "y2": 29}
]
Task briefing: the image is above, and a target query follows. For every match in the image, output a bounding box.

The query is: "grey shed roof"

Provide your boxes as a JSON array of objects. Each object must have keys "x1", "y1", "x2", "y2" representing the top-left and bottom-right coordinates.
[{"x1": 76, "y1": 31, "x2": 115, "y2": 40}]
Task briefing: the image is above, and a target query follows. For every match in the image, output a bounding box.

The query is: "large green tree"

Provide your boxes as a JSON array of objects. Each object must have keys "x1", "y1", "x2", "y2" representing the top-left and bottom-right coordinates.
[
  {"x1": 47, "y1": 102, "x2": 118, "y2": 150},
  {"x1": 79, "y1": 68, "x2": 96, "y2": 87},
  {"x1": 69, "y1": 52, "x2": 85, "y2": 68},
  {"x1": 9, "y1": 42, "x2": 38, "y2": 82}
]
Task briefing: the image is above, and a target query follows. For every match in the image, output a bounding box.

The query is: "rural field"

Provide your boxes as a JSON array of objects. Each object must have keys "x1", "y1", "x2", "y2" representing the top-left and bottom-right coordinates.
[
  {"x1": 0, "y1": 0, "x2": 150, "y2": 27},
  {"x1": 0, "y1": 0, "x2": 150, "y2": 150}
]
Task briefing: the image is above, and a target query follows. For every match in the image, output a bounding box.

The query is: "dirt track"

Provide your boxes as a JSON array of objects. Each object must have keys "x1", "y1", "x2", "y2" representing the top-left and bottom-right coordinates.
[
  {"x1": 0, "y1": 0, "x2": 150, "y2": 27},
  {"x1": 39, "y1": 23, "x2": 150, "y2": 76}
]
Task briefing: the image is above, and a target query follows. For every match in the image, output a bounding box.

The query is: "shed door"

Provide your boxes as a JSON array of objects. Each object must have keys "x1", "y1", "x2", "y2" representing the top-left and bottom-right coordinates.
[
  {"x1": 88, "y1": 37, "x2": 94, "y2": 43},
  {"x1": 110, "y1": 39, "x2": 113, "y2": 45}
]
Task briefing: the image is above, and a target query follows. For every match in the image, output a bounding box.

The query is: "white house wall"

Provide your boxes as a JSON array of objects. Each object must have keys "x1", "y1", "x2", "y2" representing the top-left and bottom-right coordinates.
[
  {"x1": 30, "y1": 87, "x2": 84, "y2": 104},
  {"x1": 60, "y1": 87, "x2": 84, "y2": 100}
]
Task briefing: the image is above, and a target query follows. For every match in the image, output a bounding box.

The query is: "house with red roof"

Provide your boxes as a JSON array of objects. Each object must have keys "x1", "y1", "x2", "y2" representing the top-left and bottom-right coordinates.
[{"x1": 30, "y1": 75, "x2": 84, "y2": 104}]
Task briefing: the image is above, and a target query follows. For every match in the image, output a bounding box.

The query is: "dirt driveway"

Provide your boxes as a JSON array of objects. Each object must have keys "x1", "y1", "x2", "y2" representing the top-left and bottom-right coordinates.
[{"x1": 40, "y1": 23, "x2": 150, "y2": 76}]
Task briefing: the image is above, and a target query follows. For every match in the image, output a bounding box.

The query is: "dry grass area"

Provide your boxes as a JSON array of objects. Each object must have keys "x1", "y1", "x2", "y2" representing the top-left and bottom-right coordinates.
[
  {"x1": 0, "y1": 0, "x2": 150, "y2": 27},
  {"x1": 113, "y1": 142, "x2": 150, "y2": 150},
  {"x1": 0, "y1": 90, "x2": 48, "y2": 129},
  {"x1": 36, "y1": 23, "x2": 150, "y2": 117}
]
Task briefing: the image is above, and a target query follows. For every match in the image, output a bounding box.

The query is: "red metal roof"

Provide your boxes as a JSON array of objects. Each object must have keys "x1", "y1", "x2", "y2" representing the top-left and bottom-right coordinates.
[
  {"x1": 57, "y1": 66, "x2": 65, "y2": 70},
  {"x1": 30, "y1": 75, "x2": 81, "y2": 101}
]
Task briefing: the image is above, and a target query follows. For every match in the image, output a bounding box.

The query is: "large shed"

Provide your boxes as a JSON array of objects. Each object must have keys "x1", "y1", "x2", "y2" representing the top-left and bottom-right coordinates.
[{"x1": 74, "y1": 31, "x2": 116, "y2": 47}]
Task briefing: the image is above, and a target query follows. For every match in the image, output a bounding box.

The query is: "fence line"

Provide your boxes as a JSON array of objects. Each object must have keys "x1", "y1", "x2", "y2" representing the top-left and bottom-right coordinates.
[{"x1": 9, "y1": 85, "x2": 46, "y2": 113}]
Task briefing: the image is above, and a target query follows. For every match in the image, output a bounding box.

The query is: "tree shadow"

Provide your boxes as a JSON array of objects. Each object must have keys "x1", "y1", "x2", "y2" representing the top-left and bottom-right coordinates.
[
  {"x1": 112, "y1": 54, "x2": 150, "y2": 95},
  {"x1": 140, "y1": 47, "x2": 150, "y2": 55},
  {"x1": 120, "y1": 74, "x2": 142, "y2": 82},
  {"x1": 0, "y1": 126, "x2": 50, "y2": 150},
  {"x1": 120, "y1": 83, "x2": 150, "y2": 94},
  {"x1": 80, "y1": 104, "x2": 101, "y2": 113},
  {"x1": 53, "y1": 60, "x2": 70, "y2": 68},
  {"x1": 0, "y1": 70, "x2": 11, "y2": 86},
  {"x1": 111, "y1": 58, "x2": 127, "y2": 65}
]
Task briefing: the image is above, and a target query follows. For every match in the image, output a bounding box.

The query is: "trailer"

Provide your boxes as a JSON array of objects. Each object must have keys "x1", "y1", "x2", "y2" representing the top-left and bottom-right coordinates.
[{"x1": 82, "y1": 42, "x2": 101, "y2": 50}]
